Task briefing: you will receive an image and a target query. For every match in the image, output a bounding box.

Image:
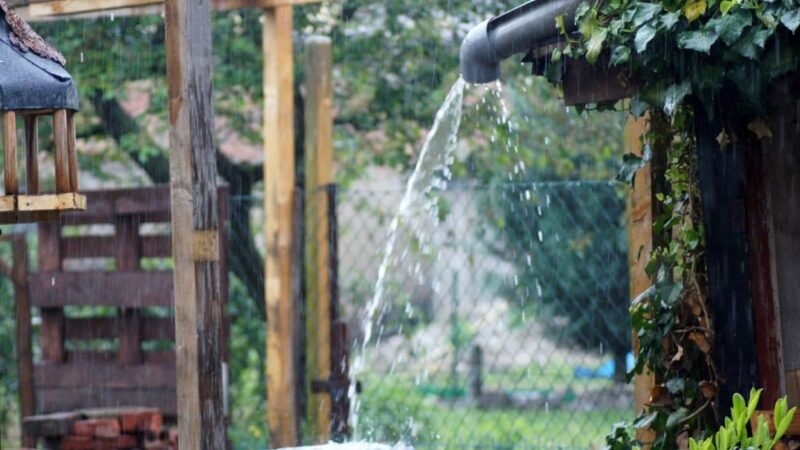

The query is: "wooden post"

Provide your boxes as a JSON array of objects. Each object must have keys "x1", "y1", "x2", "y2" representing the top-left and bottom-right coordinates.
[
  {"x1": 303, "y1": 35, "x2": 334, "y2": 442},
  {"x1": 24, "y1": 116, "x2": 39, "y2": 195},
  {"x1": 11, "y1": 236, "x2": 35, "y2": 448},
  {"x1": 3, "y1": 111, "x2": 18, "y2": 195},
  {"x1": 38, "y1": 223, "x2": 64, "y2": 364},
  {"x1": 117, "y1": 216, "x2": 143, "y2": 365},
  {"x1": 164, "y1": 0, "x2": 227, "y2": 448},
  {"x1": 625, "y1": 115, "x2": 657, "y2": 445},
  {"x1": 53, "y1": 110, "x2": 70, "y2": 194},
  {"x1": 263, "y1": 4, "x2": 299, "y2": 447}
]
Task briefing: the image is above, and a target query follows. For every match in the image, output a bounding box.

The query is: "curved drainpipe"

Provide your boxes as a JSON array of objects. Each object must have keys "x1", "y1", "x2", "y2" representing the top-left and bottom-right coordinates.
[{"x1": 460, "y1": 0, "x2": 582, "y2": 84}]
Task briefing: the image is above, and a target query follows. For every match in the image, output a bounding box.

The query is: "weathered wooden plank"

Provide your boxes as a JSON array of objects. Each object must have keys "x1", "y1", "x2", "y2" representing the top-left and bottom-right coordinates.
[
  {"x1": 117, "y1": 216, "x2": 143, "y2": 364},
  {"x1": 34, "y1": 362, "x2": 175, "y2": 388},
  {"x1": 563, "y1": 58, "x2": 638, "y2": 106},
  {"x1": 264, "y1": 4, "x2": 299, "y2": 447},
  {"x1": 16, "y1": 193, "x2": 86, "y2": 211},
  {"x1": 11, "y1": 235, "x2": 35, "y2": 448},
  {"x1": 67, "y1": 111, "x2": 79, "y2": 192},
  {"x1": 53, "y1": 109, "x2": 71, "y2": 194},
  {"x1": 34, "y1": 387, "x2": 177, "y2": 417},
  {"x1": 22, "y1": 411, "x2": 81, "y2": 438},
  {"x1": 65, "y1": 350, "x2": 173, "y2": 364},
  {"x1": 3, "y1": 111, "x2": 19, "y2": 195},
  {"x1": 762, "y1": 78, "x2": 800, "y2": 407},
  {"x1": 744, "y1": 132, "x2": 784, "y2": 407},
  {"x1": 29, "y1": 271, "x2": 174, "y2": 308},
  {"x1": 625, "y1": 115, "x2": 657, "y2": 445},
  {"x1": 22, "y1": 0, "x2": 321, "y2": 18},
  {"x1": 38, "y1": 223, "x2": 65, "y2": 364},
  {"x1": 303, "y1": 35, "x2": 334, "y2": 442},
  {"x1": 165, "y1": 0, "x2": 227, "y2": 446},
  {"x1": 60, "y1": 235, "x2": 170, "y2": 259},
  {"x1": 24, "y1": 115, "x2": 38, "y2": 195},
  {"x1": 64, "y1": 317, "x2": 174, "y2": 341}
]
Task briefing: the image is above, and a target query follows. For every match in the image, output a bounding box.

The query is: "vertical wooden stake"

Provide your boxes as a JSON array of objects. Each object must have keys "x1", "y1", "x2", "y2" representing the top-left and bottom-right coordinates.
[
  {"x1": 625, "y1": 115, "x2": 657, "y2": 446},
  {"x1": 66, "y1": 111, "x2": 79, "y2": 192},
  {"x1": 117, "y1": 216, "x2": 143, "y2": 365},
  {"x1": 264, "y1": 5, "x2": 299, "y2": 448},
  {"x1": 13, "y1": 236, "x2": 35, "y2": 448},
  {"x1": 3, "y1": 111, "x2": 18, "y2": 195},
  {"x1": 303, "y1": 35, "x2": 334, "y2": 442},
  {"x1": 53, "y1": 110, "x2": 70, "y2": 194},
  {"x1": 165, "y1": 0, "x2": 227, "y2": 448},
  {"x1": 24, "y1": 116, "x2": 39, "y2": 195},
  {"x1": 39, "y1": 223, "x2": 64, "y2": 364}
]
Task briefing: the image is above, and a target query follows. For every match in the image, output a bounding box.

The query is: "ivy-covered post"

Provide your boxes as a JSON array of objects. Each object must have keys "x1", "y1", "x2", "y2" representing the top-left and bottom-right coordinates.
[{"x1": 625, "y1": 114, "x2": 661, "y2": 445}]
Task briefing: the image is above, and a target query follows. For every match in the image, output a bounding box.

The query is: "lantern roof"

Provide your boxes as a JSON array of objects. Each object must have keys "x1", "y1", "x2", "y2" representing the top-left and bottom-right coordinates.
[{"x1": 0, "y1": 1, "x2": 78, "y2": 112}]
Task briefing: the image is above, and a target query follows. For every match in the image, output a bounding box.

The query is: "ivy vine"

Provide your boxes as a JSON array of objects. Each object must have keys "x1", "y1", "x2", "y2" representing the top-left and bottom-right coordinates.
[{"x1": 547, "y1": 0, "x2": 800, "y2": 447}]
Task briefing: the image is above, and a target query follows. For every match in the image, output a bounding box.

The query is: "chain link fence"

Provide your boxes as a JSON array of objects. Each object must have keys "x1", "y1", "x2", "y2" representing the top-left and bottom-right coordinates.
[{"x1": 334, "y1": 181, "x2": 633, "y2": 450}]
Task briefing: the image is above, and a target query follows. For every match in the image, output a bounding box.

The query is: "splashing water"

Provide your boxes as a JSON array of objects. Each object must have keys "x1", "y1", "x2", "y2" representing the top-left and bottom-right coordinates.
[{"x1": 349, "y1": 77, "x2": 466, "y2": 436}]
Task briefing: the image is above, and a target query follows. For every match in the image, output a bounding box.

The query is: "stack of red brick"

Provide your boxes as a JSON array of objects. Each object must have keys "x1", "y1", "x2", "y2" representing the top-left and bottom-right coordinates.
[
  {"x1": 22, "y1": 408, "x2": 178, "y2": 450},
  {"x1": 59, "y1": 409, "x2": 177, "y2": 450}
]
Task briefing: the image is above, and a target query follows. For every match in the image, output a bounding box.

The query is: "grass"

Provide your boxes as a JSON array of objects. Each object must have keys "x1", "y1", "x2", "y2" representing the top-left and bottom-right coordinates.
[{"x1": 357, "y1": 374, "x2": 631, "y2": 450}]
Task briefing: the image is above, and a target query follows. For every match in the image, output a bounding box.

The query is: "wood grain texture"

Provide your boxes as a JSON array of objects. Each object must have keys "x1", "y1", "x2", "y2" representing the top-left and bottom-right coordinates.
[
  {"x1": 3, "y1": 111, "x2": 18, "y2": 195},
  {"x1": 66, "y1": 111, "x2": 78, "y2": 192},
  {"x1": 24, "y1": 115, "x2": 38, "y2": 195},
  {"x1": 53, "y1": 109, "x2": 70, "y2": 194},
  {"x1": 264, "y1": 4, "x2": 299, "y2": 447},
  {"x1": 38, "y1": 223, "x2": 65, "y2": 364},
  {"x1": 625, "y1": 115, "x2": 657, "y2": 447},
  {"x1": 29, "y1": 271, "x2": 174, "y2": 307},
  {"x1": 303, "y1": 35, "x2": 334, "y2": 442},
  {"x1": 10, "y1": 236, "x2": 35, "y2": 448},
  {"x1": 165, "y1": 0, "x2": 227, "y2": 447},
  {"x1": 22, "y1": 0, "x2": 321, "y2": 18}
]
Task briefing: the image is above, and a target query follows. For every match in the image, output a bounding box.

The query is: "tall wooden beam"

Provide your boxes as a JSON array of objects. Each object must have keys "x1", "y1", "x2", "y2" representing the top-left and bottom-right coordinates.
[
  {"x1": 625, "y1": 115, "x2": 657, "y2": 445},
  {"x1": 303, "y1": 35, "x2": 334, "y2": 443},
  {"x1": 263, "y1": 4, "x2": 298, "y2": 448},
  {"x1": 164, "y1": 0, "x2": 227, "y2": 448},
  {"x1": 18, "y1": 0, "x2": 321, "y2": 19}
]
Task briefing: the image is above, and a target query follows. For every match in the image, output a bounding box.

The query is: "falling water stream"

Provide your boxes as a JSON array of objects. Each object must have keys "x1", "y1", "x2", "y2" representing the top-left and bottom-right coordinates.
[{"x1": 349, "y1": 77, "x2": 467, "y2": 438}]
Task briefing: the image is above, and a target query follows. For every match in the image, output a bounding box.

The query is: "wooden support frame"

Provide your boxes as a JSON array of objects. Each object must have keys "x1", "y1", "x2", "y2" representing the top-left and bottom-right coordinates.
[
  {"x1": 164, "y1": 0, "x2": 227, "y2": 448},
  {"x1": 303, "y1": 35, "x2": 334, "y2": 442},
  {"x1": 16, "y1": 0, "x2": 321, "y2": 20},
  {"x1": 625, "y1": 115, "x2": 658, "y2": 445},
  {"x1": 263, "y1": 4, "x2": 299, "y2": 447}
]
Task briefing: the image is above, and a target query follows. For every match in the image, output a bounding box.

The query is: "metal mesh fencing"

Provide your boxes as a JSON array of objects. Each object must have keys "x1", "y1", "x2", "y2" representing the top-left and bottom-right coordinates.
[{"x1": 334, "y1": 181, "x2": 633, "y2": 450}]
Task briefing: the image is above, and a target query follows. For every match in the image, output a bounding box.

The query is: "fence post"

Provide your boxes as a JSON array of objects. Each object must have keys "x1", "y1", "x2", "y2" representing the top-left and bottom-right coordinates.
[
  {"x1": 303, "y1": 35, "x2": 335, "y2": 442},
  {"x1": 626, "y1": 115, "x2": 658, "y2": 445}
]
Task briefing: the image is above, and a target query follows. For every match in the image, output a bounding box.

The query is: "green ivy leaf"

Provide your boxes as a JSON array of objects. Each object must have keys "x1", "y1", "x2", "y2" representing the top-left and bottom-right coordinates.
[
  {"x1": 666, "y1": 407, "x2": 689, "y2": 428},
  {"x1": 733, "y1": 26, "x2": 771, "y2": 59},
  {"x1": 666, "y1": 378, "x2": 686, "y2": 394},
  {"x1": 617, "y1": 152, "x2": 645, "y2": 184},
  {"x1": 661, "y1": 11, "x2": 681, "y2": 30},
  {"x1": 633, "y1": 3, "x2": 663, "y2": 27},
  {"x1": 585, "y1": 27, "x2": 609, "y2": 64},
  {"x1": 663, "y1": 81, "x2": 693, "y2": 116},
  {"x1": 575, "y1": 1, "x2": 592, "y2": 23},
  {"x1": 709, "y1": 10, "x2": 753, "y2": 46},
  {"x1": 684, "y1": 0, "x2": 707, "y2": 23},
  {"x1": 610, "y1": 45, "x2": 631, "y2": 66},
  {"x1": 781, "y1": 8, "x2": 800, "y2": 33},
  {"x1": 635, "y1": 24, "x2": 658, "y2": 53},
  {"x1": 678, "y1": 27, "x2": 720, "y2": 53},
  {"x1": 720, "y1": 0, "x2": 734, "y2": 14}
]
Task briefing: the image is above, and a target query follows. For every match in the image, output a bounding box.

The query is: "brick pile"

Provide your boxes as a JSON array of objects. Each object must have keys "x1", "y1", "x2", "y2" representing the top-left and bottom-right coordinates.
[{"x1": 49, "y1": 408, "x2": 176, "y2": 450}]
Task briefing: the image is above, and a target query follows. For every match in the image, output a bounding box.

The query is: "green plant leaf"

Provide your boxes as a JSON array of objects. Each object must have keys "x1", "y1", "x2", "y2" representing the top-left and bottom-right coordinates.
[
  {"x1": 684, "y1": 0, "x2": 707, "y2": 22},
  {"x1": 775, "y1": 406, "x2": 797, "y2": 442},
  {"x1": 667, "y1": 407, "x2": 689, "y2": 428},
  {"x1": 663, "y1": 82, "x2": 692, "y2": 116},
  {"x1": 635, "y1": 24, "x2": 658, "y2": 53},
  {"x1": 610, "y1": 45, "x2": 631, "y2": 66},
  {"x1": 661, "y1": 11, "x2": 681, "y2": 30},
  {"x1": 732, "y1": 392, "x2": 746, "y2": 419},
  {"x1": 617, "y1": 152, "x2": 645, "y2": 184},
  {"x1": 678, "y1": 28, "x2": 720, "y2": 53},
  {"x1": 781, "y1": 8, "x2": 800, "y2": 33},
  {"x1": 709, "y1": 11, "x2": 753, "y2": 45},
  {"x1": 633, "y1": 3, "x2": 663, "y2": 26},
  {"x1": 666, "y1": 377, "x2": 686, "y2": 394},
  {"x1": 720, "y1": 0, "x2": 734, "y2": 14}
]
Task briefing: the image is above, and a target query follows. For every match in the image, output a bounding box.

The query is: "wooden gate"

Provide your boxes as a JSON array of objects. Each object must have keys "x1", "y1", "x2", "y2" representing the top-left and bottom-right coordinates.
[{"x1": 10, "y1": 185, "x2": 229, "y2": 445}]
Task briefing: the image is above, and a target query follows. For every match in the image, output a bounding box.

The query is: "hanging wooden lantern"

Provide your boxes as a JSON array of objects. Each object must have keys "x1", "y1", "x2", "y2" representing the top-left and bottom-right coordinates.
[{"x1": 0, "y1": 1, "x2": 85, "y2": 224}]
